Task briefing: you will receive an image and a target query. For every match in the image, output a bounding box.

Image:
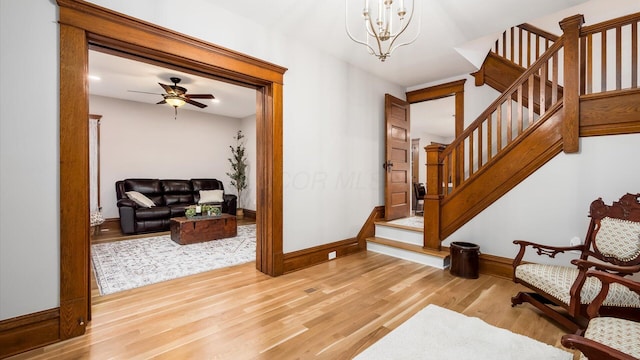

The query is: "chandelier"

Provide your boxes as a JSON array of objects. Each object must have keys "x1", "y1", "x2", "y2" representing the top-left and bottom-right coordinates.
[{"x1": 345, "y1": 0, "x2": 421, "y2": 62}]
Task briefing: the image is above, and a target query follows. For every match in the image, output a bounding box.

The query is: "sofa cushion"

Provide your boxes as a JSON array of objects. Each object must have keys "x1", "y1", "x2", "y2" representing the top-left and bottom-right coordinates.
[
  {"x1": 199, "y1": 189, "x2": 224, "y2": 204},
  {"x1": 135, "y1": 206, "x2": 171, "y2": 220},
  {"x1": 124, "y1": 179, "x2": 164, "y2": 205},
  {"x1": 191, "y1": 179, "x2": 223, "y2": 203},
  {"x1": 126, "y1": 191, "x2": 155, "y2": 208},
  {"x1": 161, "y1": 179, "x2": 194, "y2": 206}
]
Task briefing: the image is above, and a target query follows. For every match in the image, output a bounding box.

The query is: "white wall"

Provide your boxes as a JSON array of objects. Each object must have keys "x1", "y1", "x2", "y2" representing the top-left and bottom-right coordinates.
[
  {"x1": 90, "y1": 95, "x2": 247, "y2": 219},
  {"x1": 0, "y1": 0, "x2": 60, "y2": 320},
  {"x1": 445, "y1": 133, "x2": 640, "y2": 267}
]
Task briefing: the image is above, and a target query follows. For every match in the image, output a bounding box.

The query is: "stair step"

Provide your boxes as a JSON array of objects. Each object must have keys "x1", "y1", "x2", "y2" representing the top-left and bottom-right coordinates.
[
  {"x1": 374, "y1": 219, "x2": 423, "y2": 246},
  {"x1": 366, "y1": 236, "x2": 450, "y2": 269}
]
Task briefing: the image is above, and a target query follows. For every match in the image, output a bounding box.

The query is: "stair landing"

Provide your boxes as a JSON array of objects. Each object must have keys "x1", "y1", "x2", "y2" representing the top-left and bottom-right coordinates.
[{"x1": 367, "y1": 217, "x2": 450, "y2": 269}]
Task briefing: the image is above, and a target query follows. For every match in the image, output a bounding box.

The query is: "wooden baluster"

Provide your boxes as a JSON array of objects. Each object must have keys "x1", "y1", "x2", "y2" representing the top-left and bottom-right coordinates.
[
  {"x1": 460, "y1": 137, "x2": 466, "y2": 181},
  {"x1": 540, "y1": 62, "x2": 547, "y2": 114},
  {"x1": 586, "y1": 34, "x2": 593, "y2": 94},
  {"x1": 497, "y1": 105, "x2": 502, "y2": 151},
  {"x1": 487, "y1": 114, "x2": 493, "y2": 161},
  {"x1": 528, "y1": 73, "x2": 534, "y2": 125},
  {"x1": 517, "y1": 85, "x2": 523, "y2": 133},
  {"x1": 510, "y1": 27, "x2": 515, "y2": 62},
  {"x1": 424, "y1": 144, "x2": 444, "y2": 250},
  {"x1": 633, "y1": 22, "x2": 638, "y2": 88},
  {"x1": 519, "y1": 27, "x2": 523, "y2": 66},
  {"x1": 560, "y1": 14, "x2": 584, "y2": 153},
  {"x1": 477, "y1": 122, "x2": 483, "y2": 170},
  {"x1": 527, "y1": 31, "x2": 532, "y2": 67},
  {"x1": 468, "y1": 131, "x2": 475, "y2": 177},
  {"x1": 601, "y1": 30, "x2": 607, "y2": 92},
  {"x1": 616, "y1": 25, "x2": 622, "y2": 90},
  {"x1": 536, "y1": 34, "x2": 540, "y2": 61},
  {"x1": 553, "y1": 52, "x2": 559, "y2": 102},
  {"x1": 502, "y1": 30, "x2": 507, "y2": 58},
  {"x1": 580, "y1": 36, "x2": 587, "y2": 95},
  {"x1": 507, "y1": 99, "x2": 513, "y2": 142}
]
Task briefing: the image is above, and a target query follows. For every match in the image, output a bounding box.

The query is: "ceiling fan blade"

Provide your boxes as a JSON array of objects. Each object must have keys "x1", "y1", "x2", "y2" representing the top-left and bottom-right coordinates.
[
  {"x1": 128, "y1": 90, "x2": 162, "y2": 95},
  {"x1": 186, "y1": 99, "x2": 207, "y2": 108},
  {"x1": 159, "y1": 82, "x2": 176, "y2": 95},
  {"x1": 157, "y1": 100, "x2": 167, "y2": 105},
  {"x1": 186, "y1": 94, "x2": 215, "y2": 99}
]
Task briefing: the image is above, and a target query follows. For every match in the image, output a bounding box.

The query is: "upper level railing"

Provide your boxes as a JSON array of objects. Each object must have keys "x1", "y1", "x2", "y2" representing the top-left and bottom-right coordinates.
[
  {"x1": 493, "y1": 24, "x2": 560, "y2": 68},
  {"x1": 580, "y1": 12, "x2": 640, "y2": 94}
]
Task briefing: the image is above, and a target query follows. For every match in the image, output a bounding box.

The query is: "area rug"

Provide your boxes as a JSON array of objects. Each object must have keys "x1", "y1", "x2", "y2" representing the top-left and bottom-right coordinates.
[
  {"x1": 387, "y1": 216, "x2": 424, "y2": 228},
  {"x1": 354, "y1": 304, "x2": 572, "y2": 360},
  {"x1": 91, "y1": 224, "x2": 256, "y2": 295}
]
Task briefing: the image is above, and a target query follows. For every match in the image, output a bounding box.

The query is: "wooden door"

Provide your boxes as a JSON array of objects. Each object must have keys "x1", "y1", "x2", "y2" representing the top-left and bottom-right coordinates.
[{"x1": 384, "y1": 94, "x2": 411, "y2": 220}]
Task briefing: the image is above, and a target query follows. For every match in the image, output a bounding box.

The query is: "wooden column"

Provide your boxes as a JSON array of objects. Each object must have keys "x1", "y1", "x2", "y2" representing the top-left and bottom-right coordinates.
[
  {"x1": 560, "y1": 14, "x2": 584, "y2": 153},
  {"x1": 424, "y1": 144, "x2": 445, "y2": 250}
]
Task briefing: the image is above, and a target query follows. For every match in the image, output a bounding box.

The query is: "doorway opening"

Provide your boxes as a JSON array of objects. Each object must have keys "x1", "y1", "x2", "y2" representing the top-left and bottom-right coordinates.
[{"x1": 59, "y1": 0, "x2": 286, "y2": 339}]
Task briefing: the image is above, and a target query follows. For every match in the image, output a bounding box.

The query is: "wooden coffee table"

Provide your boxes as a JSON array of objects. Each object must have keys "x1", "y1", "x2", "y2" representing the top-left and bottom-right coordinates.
[{"x1": 170, "y1": 214, "x2": 237, "y2": 245}]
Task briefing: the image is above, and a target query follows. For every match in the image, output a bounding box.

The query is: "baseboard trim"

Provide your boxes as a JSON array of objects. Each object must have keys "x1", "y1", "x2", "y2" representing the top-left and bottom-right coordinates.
[
  {"x1": 0, "y1": 308, "x2": 60, "y2": 359},
  {"x1": 243, "y1": 209, "x2": 256, "y2": 219},
  {"x1": 479, "y1": 253, "x2": 513, "y2": 279},
  {"x1": 283, "y1": 238, "x2": 362, "y2": 274}
]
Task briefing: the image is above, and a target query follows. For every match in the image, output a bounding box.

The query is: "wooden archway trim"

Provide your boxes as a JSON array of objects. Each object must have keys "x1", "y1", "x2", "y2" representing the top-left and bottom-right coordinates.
[
  {"x1": 58, "y1": 0, "x2": 286, "y2": 340},
  {"x1": 405, "y1": 79, "x2": 466, "y2": 137}
]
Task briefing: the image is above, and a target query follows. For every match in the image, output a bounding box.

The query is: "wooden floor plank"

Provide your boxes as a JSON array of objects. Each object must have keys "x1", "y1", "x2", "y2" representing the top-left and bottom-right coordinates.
[{"x1": 9, "y1": 251, "x2": 578, "y2": 359}]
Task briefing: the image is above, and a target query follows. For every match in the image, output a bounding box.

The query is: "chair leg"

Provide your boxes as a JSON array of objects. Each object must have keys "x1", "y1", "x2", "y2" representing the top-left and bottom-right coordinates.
[{"x1": 511, "y1": 292, "x2": 582, "y2": 333}]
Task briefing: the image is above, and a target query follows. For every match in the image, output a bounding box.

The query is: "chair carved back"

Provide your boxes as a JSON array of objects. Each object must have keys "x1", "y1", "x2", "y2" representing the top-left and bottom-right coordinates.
[{"x1": 583, "y1": 193, "x2": 640, "y2": 267}]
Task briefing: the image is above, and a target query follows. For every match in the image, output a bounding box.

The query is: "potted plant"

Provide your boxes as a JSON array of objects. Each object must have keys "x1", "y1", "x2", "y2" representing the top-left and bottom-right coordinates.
[{"x1": 226, "y1": 130, "x2": 248, "y2": 219}]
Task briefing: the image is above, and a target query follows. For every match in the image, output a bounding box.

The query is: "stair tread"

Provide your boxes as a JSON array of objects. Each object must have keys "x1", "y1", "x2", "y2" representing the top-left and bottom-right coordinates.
[
  {"x1": 373, "y1": 220, "x2": 423, "y2": 232},
  {"x1": 366, "y1": 236, "x2": 449, "y2": 258}
]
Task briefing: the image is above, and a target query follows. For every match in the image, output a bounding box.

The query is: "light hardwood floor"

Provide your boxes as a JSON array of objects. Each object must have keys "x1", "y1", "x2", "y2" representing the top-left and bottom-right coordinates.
[{"x1": 11, "y1": 251, "x2": 578, "y2": 359}]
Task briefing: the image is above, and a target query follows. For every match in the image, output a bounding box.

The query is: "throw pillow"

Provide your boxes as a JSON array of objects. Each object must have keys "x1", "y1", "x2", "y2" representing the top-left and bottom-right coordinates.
[
  {"x1": 199, "y1": 189, "x2": 224, "y2": 204},
  {"x1": 126, "y1": 191, "x2": 155, "y2": 208}
]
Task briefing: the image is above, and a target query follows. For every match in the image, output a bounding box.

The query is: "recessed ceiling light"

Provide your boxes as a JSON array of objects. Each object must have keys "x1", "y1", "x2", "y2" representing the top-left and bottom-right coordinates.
[
  {"x1": 211, "y1": 98, "x2": 220, "y2": 104},
  {"x1": 88, "y1": 75, "x2": 101, "y2": 81}
]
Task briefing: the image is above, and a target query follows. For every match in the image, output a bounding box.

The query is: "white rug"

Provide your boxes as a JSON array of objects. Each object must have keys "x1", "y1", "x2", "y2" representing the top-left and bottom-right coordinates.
[
  {"x1": 354, "y1": 304, "x2": 572, "y2": 360},
  {"x1": 91, "y1": 224, "x2": 256, "y2": 295}
]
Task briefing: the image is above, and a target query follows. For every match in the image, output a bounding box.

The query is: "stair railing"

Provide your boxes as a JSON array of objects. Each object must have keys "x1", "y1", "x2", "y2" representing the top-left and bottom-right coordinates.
[
  {"x1": 441, "y1": 37, "x2": 565, "y2": 195},
  {"x1": 494, "y1": 24, "x2": 560, "y2": 68},
  {"x1": 579, "y1": 12, "x2": 640, "y2": 94}
]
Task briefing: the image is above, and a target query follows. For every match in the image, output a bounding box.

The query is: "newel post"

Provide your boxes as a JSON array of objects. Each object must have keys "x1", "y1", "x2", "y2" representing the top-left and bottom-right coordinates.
[
  {"x1": 424, "y1": 144, "x2": 445, "y2": 250},
  {"x1": 559, "y1": 14, "x2": 584, "y2": 153}
]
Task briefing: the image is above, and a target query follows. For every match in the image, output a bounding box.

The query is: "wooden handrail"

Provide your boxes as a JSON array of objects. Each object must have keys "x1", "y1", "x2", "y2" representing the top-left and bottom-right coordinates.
[{"x1": 518, "y1": 23, "x2": 560, "y2": 42}]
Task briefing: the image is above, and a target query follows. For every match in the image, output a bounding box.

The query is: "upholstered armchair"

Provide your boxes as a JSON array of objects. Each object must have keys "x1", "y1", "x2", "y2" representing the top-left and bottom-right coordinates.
[
  {"x1": 561, "y1": 270, "x2": 640, "y2": 360},
  {"x1": 511, "y1": 193, "x2": 640, "y2": 332}
]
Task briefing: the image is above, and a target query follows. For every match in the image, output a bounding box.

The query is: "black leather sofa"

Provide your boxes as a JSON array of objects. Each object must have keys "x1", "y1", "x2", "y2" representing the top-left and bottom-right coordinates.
[{"x1": 115, "y1": 178, "x2": 237, "y2": 235}]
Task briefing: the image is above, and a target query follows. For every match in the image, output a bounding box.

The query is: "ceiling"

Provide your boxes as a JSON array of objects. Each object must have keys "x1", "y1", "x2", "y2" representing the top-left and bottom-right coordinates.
[
  {"x1": 88, "y1": 51, "x2": 258, "y2": 119},
  {"x1": 88, "y1": 0, "x2": 637, "y2": 137}
]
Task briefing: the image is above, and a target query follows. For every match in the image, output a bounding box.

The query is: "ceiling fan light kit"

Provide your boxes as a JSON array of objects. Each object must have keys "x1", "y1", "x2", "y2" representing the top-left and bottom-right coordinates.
[
  {"x1": 129, "y1": 77, "x2": 215, "y2": 119},
  {"x1": 345, "y1": 0, "x2": 421, "y2": 62}
]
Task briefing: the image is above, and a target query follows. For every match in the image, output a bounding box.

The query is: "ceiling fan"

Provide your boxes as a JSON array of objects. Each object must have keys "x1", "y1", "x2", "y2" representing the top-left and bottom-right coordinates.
[{"x1": 129, "y1": 77, "x2": 215, "y2": 118}]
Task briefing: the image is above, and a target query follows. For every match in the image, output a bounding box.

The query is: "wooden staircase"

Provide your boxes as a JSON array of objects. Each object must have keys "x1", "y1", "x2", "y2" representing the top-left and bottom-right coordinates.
[{"x1": 421, "y1": 12, "x2": 640, "y2": 250}]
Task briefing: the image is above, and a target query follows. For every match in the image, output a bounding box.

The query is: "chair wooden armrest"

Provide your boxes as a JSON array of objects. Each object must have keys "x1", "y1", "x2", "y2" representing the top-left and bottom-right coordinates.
[
  {"x1": 571, "y1": 260, "x2": 640, "y2": 275},
  {"x1": 585, "y1": 270, "x2": 640, "y2": 318},
  {"x1": 561, "y1": 270, "x2": 640, "y2": 359},
  {"x1": 561, "y1": 334, "x2": 637, "y2": 360},
  {"x1": 512, "y1": 240, "x2": 584, "y2": 268}
]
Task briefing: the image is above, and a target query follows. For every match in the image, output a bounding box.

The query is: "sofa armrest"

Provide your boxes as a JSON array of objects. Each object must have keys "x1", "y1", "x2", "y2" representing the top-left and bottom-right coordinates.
[
  {"x1": 117, "y1": 198, "x2": 137, "y2": 208},
  {"x1": 118, "y1": 206, "x2": 136, "y2": 234},
  {"x1": 223, "y1": 194, "x2": 237, "y2": 215}
]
